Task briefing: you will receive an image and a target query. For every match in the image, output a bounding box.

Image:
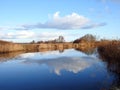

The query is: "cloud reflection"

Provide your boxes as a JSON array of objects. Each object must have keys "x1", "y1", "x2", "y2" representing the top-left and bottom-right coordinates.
[{"x1": 23, "y1": 56, "x2": 98, "y2": 75}]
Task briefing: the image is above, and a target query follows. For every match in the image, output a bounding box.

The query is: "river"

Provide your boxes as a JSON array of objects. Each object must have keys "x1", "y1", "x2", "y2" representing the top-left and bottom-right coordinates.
[{"x1": 0, "y1": 49, "x2": 119, "y2": 90}]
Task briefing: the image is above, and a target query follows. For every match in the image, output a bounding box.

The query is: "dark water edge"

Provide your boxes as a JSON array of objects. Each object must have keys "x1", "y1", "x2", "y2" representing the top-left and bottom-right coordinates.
[{"x1": 0, "y1": 48, "x2": 119, "y2": 90}]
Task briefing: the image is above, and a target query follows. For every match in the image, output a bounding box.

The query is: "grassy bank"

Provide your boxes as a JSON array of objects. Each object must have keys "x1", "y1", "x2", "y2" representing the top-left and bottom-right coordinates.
[
  {"x1": 98, "y1": 41, "x2": 120, "y2": 74},
  {"x1": 0, "y1": 40, "x2": 74, "y2": 53},
  {"x1": 0, "y1": 39, "x2": 120, "y2": 55},
  {"x1": 98, "y1": 41, "x2": 120, "y2": 60},
  {"x1": 0, "y1": 40, "x2": 24, "y2": 53}
]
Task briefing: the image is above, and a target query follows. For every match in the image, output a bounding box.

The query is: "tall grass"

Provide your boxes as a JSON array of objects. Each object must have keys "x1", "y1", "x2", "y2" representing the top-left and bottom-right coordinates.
[
  {"x1": 0, "y1": 41, "x2": 24, "y2": 53},
  {"x1": 98, "y1": 41, "x2": 120, "y2": 60},
  {"x1": 98, "y1": 41, "x2": 120, "y2": 74}
]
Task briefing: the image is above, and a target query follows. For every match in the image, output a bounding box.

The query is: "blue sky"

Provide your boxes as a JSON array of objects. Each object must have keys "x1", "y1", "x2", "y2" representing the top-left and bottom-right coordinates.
[{"x1": 0, "y1": 0, "x2": 120, "y2": 42}]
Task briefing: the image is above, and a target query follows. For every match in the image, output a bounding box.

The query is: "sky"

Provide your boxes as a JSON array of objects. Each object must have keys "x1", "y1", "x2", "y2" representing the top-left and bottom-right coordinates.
[{"x1": 0, "y1": 0, "x2": 120, "y2": 42}]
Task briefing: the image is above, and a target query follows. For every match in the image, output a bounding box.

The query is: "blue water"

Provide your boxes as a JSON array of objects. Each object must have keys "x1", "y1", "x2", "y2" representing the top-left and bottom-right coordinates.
[{"x1": 0, "y1": 49, "x2": 117, "y2": 90}]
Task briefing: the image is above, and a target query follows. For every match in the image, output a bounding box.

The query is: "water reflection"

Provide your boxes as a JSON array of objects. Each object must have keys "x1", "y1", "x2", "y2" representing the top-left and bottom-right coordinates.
[
  {"x1": 37, "y1": 48, "x2": 65, "y2": 53},
  {"x1": 0, "y1": 47, "x2": 119, "y2": 90},
  {"x1": 0, "y1": 49, "x2": 65, "y2": 63},
  {"x1": 75, "y1": 47, "x2": 96, "y2": 55},
  {"x1": 98, "y1": 48, "x2": 120, "y2": 89},
  {"x1": 0, "y1": 51, "x2": 25, "y2": 62},
  {"x1": 23, "y1": 56, "x2": 99, "y2": 75},
  {"x1": 76, "y1": 46, "x2": 120, "y2": 89}
]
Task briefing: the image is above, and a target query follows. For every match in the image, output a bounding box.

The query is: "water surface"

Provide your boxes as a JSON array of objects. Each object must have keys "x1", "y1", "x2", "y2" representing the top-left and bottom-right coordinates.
[{"x1": 0, "y1": 49, "x2": 119, "y2": 90}]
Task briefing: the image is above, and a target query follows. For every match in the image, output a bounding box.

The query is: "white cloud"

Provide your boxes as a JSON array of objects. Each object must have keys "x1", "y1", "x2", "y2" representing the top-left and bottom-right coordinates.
[
  {"x1": 37, "y1": 32, "x2": 66, "y2": 40},
  {"x1": 0, "y1": 31, "x2": 71, "y2": 41},
  {"x1": 0, "y1": 30, "x2": 35, "y2": 39},
  {"x1": 82, "y1": 22, "x2": 106, "y2": 29},
  {"x1": 0, "y1": 26, "x2": 12, "y2": 30},
  {"x1": 22, "y1": 12, "x2": 90, "y2": 30},
  {"x1": 22, "y1": 12, "x2": 106, "y2": 30},
  {"x1": 0, "y1": 27, "x2": 2, "y2": 30},
  {"x1": 0, "y1": 12, "x2": 106, "y2": 31},
  {"x1": 51, "y1": 12, "x2": 90, "y2": 29}
]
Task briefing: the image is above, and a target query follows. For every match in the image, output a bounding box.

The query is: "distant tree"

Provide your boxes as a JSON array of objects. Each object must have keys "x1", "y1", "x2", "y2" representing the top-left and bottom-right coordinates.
[
  {"x1": 73, "y1": 34, "x2": 96, "y2": 43},
  {"x1": 56, "y1": 36, "x2": 65, "y2": 43},
  {"x1": 80, "y1": 34, "x2": 96, "y2": 42},
  {"x1": 37, "y1": 41, "x2": 44, "y2": 43},
  {"x1": 37, "y1": 36, "x2": 65, "y2": 43},
  {"x1": 30, "y1": 40, "x2": 35, "y2": 44},
  {"x1": 73, "y1": 39, "x2": 80, "y2": 43}
]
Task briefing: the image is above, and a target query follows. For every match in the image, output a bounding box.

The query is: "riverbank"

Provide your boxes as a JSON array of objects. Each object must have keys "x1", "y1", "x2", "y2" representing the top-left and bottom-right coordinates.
[
  {"x1": 98, "y1": 41, "x2": 120, "y2": 60},
  {"x1": 0, "y1": 41, "x2": 24, "y2": 53},
  {"x1": 0, "y1": 40, "x2": 96, "y2": 53},
  {"x1": 97, "y1": 41, "x2": 120, "y2": 90},
  {"x1": 0, "y1": 40, "x2": 120, "y2": 54}
]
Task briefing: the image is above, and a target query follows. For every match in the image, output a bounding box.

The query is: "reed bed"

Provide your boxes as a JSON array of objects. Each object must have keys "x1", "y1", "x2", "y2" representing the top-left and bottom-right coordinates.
[
  {"x1": 98, "y1": 41, "x2": 120, "y2": 60},
  {"x1": 98, "y1": 41, "x2": 120, "y2": 74},
  {"x1": 0, "y1": 43, "x2": 24, "y2": 53}
]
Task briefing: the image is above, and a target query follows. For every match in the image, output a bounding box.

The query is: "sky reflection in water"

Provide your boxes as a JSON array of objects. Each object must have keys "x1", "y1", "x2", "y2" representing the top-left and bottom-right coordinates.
[{"x1": 0, "y1": 49, "x2": 118, "y2": 90}]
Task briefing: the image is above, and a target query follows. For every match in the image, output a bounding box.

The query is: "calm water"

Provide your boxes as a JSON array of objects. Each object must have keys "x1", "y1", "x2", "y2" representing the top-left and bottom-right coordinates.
[{"x1": 0, "y1": 49, "x2": 119, "y2": 90}]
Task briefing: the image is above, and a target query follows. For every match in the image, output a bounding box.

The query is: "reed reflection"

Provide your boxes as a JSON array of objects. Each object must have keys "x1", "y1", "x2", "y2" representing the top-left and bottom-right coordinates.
[
  {"x1": 98, "y1": 46, "x2": 120, "y2": 89},
  {"x1": 75, "y1": 47, "x2": 96, "y2": 55},
  {"x1": 74, "y1": 46, "x2": 120, "y2": 89},
  {"x1": 0, "y1": 51, "x2": 25, "y2": 62},
  {"x1": 0, "y1": 48, "x2": 65, "y2": 63}
]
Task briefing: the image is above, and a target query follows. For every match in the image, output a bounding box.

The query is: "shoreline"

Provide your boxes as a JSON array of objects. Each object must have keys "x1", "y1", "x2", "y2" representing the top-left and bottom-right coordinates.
[{"x1": 0, "y1": 42, "x2": 96, "y2": 53}]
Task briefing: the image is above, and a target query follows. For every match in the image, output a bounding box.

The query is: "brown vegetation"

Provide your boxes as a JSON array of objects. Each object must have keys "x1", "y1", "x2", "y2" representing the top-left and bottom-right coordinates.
[
  {"x1": 0, "y1": 40, "x2": 24, "y2": 53},
  {"x1": 0, "y1": 40, "x2": 73, "y2": 53},
  {"x1": 97, "y1": 41, "x2": 120, "y2": 89},
  {"x1": 0, "y1": 34, "x2": 120, "y2": 55},
  {"x1": 98, "y1": 41, "x2": 120, "y2": 60},
  {"x1": 98, "y1": 41, "x2": 120, "y2": 74},
  {"x1": 73, "y1": 34, "x2": 96, "y2": 43}
]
